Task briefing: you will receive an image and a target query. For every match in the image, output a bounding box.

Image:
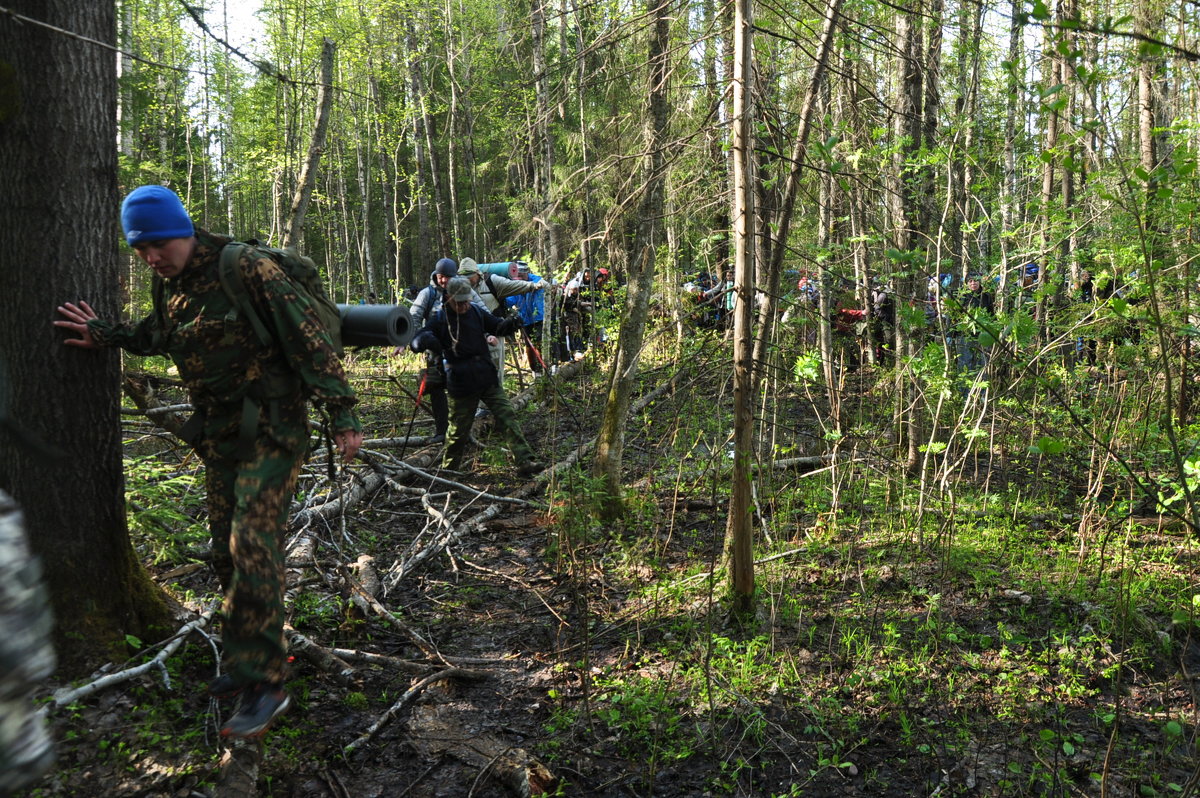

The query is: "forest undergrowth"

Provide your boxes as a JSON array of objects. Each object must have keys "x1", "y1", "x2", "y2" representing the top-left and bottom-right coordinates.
[{"x1": 21, "y1": 328, "x2": 1200, "y2": 797}]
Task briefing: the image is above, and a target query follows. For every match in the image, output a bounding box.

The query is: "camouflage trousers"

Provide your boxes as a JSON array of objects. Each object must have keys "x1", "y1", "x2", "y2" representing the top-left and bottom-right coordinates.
[
  {"x1": 202, "y1": 411, "x2": 307, "y2": 687},
  {"x1": 444, "y1": 383, "x2": 534, "y2": 470},
  {"x1": 0, "y1": 490, "x2": 56, "y2": 795}
]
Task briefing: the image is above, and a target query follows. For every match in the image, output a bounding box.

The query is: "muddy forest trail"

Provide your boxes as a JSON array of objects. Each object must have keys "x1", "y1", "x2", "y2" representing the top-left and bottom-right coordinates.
[{"x1": 27, "y1": 336, "x2": 1200, "y2": 798}]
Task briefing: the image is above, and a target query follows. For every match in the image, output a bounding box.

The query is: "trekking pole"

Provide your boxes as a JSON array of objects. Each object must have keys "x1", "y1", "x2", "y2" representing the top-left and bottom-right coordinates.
[
  {"x1": 520, "y1": 325, "x2": 549, "y2": 373},
  {"x1": 395, "y1": 372, "x2": 427, "y2": 461},
  {"x1": 388, "y1": 375, "x2": 433, "y2": 416}
]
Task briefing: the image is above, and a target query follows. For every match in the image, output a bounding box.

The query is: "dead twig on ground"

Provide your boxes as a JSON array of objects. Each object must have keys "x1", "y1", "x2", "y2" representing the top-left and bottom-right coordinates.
[
  {"x1": 344, "y1": 667, "x2": 488, "y2": 755},
  {"x1": 53, "y1": 603, "x2": 219, "y2": 707}
]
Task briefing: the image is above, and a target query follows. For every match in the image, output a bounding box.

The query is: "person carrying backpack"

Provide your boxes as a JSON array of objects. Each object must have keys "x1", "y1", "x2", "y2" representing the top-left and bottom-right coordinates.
[
  {"x1": 457, "y1": 258, "x2": 548, "y2": 385},
  {"x1": 54, "y1": 185, "x2": 362, "y2": 739},
  {"x1": 406, "y1": 258, "x2": 487, "y2": 440},
  {"x1": 410, "y1": 278, "x2": 543, "y2": 476},
  {"x1": 507, "y1": 263, "x2": 550, "y2": 372}
]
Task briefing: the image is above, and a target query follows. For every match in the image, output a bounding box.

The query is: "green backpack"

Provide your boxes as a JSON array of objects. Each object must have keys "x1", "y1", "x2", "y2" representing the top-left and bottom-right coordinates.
[
  {"x1": 152, "y1": 239, "x2": 343, "y2": 355},
  {"x1": 218, "y1": 240, "x2": 343, "y2": 355}
]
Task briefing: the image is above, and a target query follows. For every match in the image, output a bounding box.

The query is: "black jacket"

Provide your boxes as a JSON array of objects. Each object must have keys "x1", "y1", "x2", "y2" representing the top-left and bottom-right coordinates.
[{"x1": 411, "y1": 305, "x2": 519, "y2": 396}]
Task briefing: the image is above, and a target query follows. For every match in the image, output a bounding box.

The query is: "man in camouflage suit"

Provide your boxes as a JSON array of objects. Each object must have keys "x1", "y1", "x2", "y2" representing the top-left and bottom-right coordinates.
[
  {"x1": 54, "y1": 185, "x2": 363, "y2": 739},
  {"x1": 0, "y1": 489, "x2": 55, "y2": 795}
]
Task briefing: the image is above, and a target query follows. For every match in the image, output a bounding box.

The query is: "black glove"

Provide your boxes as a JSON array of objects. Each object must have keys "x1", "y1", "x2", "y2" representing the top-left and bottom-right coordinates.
[
  {"x1": 496, "y1": 317, "x2": 522, "y2": 337},
  {"x1": 410, "y1": 331, "x2": 441, "y2": 354}
]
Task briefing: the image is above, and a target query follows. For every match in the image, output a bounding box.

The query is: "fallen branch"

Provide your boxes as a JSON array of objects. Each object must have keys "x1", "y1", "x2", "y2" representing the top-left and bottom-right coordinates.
[
  {"x1": 331, "y1": 648, "x2": 437, "y2": 674},
  {"x1": 285, "y1": 628, "x2": 356, "y2": 686},
  {"x1": 341, "y1": 569, "x2": 440, "y2": 659},
  {"x1": 53, "y1": 604, "x2": 218, "y2": 706},
  {"x1": 385, "y1": 498, "x2": 500, "y2": 590},
  {"x1": 344, "y1": 667, "x2": 487, "y2": 755},
  {"x1": 290, "y1": 468, "x2": 385, "y2": 529},
  {"x1": 373, "y1": 453, "x2": 543, "y2": 506}
]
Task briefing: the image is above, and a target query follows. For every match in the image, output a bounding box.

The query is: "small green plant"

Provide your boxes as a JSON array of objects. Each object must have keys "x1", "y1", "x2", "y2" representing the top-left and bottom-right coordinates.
[{"x1": 124, "y1": 455, "x2": 207, "y2": 564}]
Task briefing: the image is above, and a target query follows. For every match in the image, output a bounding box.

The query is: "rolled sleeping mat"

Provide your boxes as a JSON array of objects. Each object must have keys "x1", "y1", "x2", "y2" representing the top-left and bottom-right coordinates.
[
  {"x1": 478, "y1": 261, "x2": 519, "y2": 279},
  {"x1": 337, "y1": 304, "x2": 414, "y2": 348}
]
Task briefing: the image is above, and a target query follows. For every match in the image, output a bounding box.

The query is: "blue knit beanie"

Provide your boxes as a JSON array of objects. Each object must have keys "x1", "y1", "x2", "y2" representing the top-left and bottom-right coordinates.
[
  {"x1": 120, "y1": 185, "x2": 194, "y2": 246},
  {"x1": 433, "y1": 258, "x2": 458, "y2": 278}
]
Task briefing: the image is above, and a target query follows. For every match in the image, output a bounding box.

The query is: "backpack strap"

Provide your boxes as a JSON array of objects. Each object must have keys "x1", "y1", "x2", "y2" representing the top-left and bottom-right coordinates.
[
  {"x1": 218, "y1": 242, "x2": 273, "y2": 348},
  {"x1": 150, "y1": 275, "x2": 171, "y2": 349},
  {"x1": 217, "y1": 243, "x2": 275, "y2": 462},
  {"x1": 483, "y1": 273, "x2": 496, "y2": 296}
]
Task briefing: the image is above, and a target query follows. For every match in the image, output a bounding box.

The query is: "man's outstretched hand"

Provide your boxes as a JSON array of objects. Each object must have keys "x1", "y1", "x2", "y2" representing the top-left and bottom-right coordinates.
[{"x1": 54, "y1": 301, "x2": 100, "y2": 349}]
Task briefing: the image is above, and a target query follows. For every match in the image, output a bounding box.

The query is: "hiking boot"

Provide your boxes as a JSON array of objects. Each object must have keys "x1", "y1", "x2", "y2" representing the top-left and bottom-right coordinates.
[
  {"x1": 517, "y1": 461, "x2": 545, "y2": 477},
  {"x1": 207, "y1": 673, "x2": 246, "y2": 700},
  {"x1": 429, "y1": 433, "x2": 446, "y2": 444},
  {"x1": 220, "y1": 683, "x2": 290, "y2": 739}
]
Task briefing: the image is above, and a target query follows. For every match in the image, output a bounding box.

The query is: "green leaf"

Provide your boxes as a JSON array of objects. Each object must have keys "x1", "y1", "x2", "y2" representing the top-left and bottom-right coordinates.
[
  {"x1": 1062, "y1": 741, "x2": 1076, "y2": 755},
  {"x1": 1166, "y1": 720, "x2": 1183, "y2": 738},
  {"x1": 126, "y1": 634, "x2": 143, "y2": 649},
  {"x1": 1033, "y1": 436, "x2": 1065, "y2": 456}
]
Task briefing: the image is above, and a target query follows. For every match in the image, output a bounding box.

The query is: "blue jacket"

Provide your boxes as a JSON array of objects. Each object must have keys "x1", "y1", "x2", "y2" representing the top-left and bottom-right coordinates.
[{"x1": 507, "y1": 275, "x2": 545, "y2": 326}]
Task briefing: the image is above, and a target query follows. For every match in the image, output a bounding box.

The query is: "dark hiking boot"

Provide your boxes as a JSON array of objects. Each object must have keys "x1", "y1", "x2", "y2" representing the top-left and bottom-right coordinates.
[
  {"x1": 429, "y1": 433, "x2": 446, "y2": 444},
  {"x1": 207, "y1": 673, "x2": 246, "y2": 700},
  {"x1": 220, "y1": 683, "x2": 291, "y2": 739}
]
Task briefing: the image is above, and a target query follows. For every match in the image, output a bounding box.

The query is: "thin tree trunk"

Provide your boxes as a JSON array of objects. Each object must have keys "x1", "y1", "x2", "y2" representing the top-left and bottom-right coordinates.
[
  {"x1": 891, "y1": 0, "x2": 924, "y2": 473},
  {"x1": 593, "y1": 0, "x2": 671, "y2": 518},
  {"x1": 283, "y1": 38, "x2": 335, "y2": 249},
  {"x1": 725, "y1": 0, "x2": 756, "y2": 615},
  {"x1": 751, "y1": 0, "x2": 842, "y2": 389},
  {"x1": 532, "y1": 0, "x2": 559, "y2": 271}
]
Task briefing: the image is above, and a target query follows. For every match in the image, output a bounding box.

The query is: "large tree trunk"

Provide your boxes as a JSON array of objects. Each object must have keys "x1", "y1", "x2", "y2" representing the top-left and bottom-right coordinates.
[
  {"x1": 0, "y1": 0, "x2": 169, "y2": 675},
  {"x1": 593, "y1": 0, "x2": 671, "y2": 518},
  {"x1": 725, "y1": 0, "x2": 756, "y2": 615}
]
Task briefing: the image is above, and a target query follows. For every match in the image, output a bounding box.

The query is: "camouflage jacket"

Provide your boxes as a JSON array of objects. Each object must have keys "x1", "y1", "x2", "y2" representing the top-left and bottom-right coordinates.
[{"x1": 89, "y1": 230, "x2": 360, "y2": 436}]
